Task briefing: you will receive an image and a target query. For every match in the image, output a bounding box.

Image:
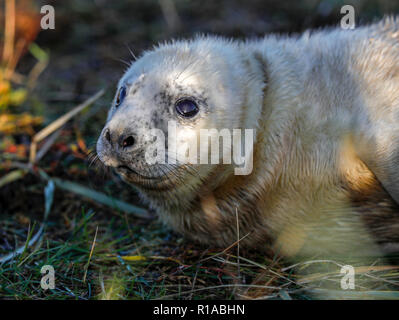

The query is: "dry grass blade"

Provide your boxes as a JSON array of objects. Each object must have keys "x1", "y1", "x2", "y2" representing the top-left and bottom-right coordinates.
[
  {"x1": 114, "y1": 255, "x2": 184, "y2": 264},
  {"x1": 355, "y1": 265, "x2": 399, "y2": 273},
  {"x1": 281, "y1": 259, "x2": 345, "y2": 272},
  {"x1": 51, "y1": 177, "x2": 150, "y2": 219},
  {"x1": 34, "y1": 128, "x2": 62, "y2": 162},
  {"x1": 196, "y1": 232, "x2": 251, "y2": 264},
  {"x1": 2, "y1": 0, "x2": 16, "y2": 70},
  {"x1": 0, "y1": 169, "x2": 26, "y2": 188},
  {"x1": 236, "y1": 208, "x2": 240, "y2": 280},
  {"x1": 29, "y1": 89, "x2": 104, "y2": 163},
  {"x1": 118, "y1": 255, "x2": 147, "y2": 262},
  {"x1": 26, "y1": 49, "x2": 49, "y2": 91},
  {"x1": 0, "y1": 224, "x2": 44, "y2": 264},
  {"x1": 83, "y1": 226, "x2": 99, "y2": 283}
]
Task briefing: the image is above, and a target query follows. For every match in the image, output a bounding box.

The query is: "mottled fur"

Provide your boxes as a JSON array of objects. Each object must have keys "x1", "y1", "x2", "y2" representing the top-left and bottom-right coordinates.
[{"x1": 97, "y1": 18, "x2": 399, "y2": 258}]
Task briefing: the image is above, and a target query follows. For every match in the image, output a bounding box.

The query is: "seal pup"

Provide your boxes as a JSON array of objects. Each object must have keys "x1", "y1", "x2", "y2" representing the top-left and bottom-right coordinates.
[{"x1": 97, "y1": 18, "x2": 399, "y2": 258}]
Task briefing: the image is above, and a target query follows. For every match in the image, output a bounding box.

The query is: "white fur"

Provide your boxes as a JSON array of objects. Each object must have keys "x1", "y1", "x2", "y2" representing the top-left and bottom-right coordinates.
[{"x1": 98, "y1": 18, "x2": 399, "y2": 258}]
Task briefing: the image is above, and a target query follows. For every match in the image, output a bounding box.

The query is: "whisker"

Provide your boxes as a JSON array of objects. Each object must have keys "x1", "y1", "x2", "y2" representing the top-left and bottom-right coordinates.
[{"x1": 125, "y1": 43, "x2": 138, "y2": 61}]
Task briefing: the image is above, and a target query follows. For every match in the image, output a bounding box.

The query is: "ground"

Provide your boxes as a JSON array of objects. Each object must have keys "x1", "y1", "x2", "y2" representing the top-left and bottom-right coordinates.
[{"x1": 1, "y1": 0, "x2": 399, "y2": 300}]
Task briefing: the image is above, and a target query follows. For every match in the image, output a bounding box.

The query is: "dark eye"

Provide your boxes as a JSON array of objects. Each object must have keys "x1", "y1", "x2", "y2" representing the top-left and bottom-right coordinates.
[
  {"x1": 175, "y1": 99, "x2": 199, "y2": 118},
  {"x1": 115, "y1": 86, "x2": 126, "y2": 107}
]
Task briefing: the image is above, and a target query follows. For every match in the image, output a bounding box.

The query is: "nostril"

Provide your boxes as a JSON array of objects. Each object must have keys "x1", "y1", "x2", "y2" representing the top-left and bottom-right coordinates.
[
  {"x1": 122, "y1": 136, "x2": 135, "y2": 148},
  {"x1": 104, "y1": 129, "x2": 111, "y2": 144}
]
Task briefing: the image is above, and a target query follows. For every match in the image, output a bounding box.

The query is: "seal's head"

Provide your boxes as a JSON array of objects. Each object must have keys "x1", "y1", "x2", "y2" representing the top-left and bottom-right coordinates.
[{"x1": 97, "y1": 37, "x2": 262, "y2": 207}]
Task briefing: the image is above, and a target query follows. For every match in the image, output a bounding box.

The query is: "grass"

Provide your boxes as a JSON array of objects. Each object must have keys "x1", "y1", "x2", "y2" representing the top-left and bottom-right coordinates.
[{"x1": 0, "y1": 189, "x2": 274, "y2": 300}]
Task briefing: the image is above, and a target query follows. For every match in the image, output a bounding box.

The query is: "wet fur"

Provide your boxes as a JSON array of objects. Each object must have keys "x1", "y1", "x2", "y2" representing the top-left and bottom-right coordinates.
[{"x1": 98, "y1": 18, "x2": 399, "y2": 258}]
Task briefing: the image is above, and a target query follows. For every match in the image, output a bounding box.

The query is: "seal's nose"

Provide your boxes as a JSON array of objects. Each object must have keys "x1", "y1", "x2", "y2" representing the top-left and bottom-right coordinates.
[
  {"x1": 102, "y1": 127, "x2": 135, "y2": 150},
  {"x1": 104, "y1": 128, "x2": 112, "y2": 144}
]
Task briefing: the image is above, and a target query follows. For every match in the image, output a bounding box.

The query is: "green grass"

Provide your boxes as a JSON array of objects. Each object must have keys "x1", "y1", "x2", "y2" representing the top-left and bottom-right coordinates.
[{"x1": 0, "y1": 191, "x2": 274, "y2": 300}]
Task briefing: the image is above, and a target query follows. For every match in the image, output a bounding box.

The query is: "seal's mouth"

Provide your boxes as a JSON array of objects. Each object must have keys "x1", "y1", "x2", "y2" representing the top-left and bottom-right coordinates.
[
  {"x1": 116, "y1": 164, "x2": 175, "y2": 191},
  {"x1": 96, "y1": 148, "x2": 190, "y2": 191}
]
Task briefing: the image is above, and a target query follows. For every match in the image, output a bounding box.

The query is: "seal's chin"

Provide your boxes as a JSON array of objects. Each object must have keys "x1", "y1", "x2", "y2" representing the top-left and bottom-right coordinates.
[{"x1": 117, "y1": 165, "x2": 161, "y2": 180}]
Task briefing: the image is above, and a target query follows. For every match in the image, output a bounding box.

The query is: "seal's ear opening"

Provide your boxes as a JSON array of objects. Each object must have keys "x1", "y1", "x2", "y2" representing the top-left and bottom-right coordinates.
[{"x1": 115, "y1": 86, "x2": 127, "y2": 107}]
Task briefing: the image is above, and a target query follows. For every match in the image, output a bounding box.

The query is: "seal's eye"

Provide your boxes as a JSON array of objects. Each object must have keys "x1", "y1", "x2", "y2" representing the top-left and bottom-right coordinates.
[
  {"x1": 115, "y1": 86, "x2": 126, "y2": 107},
  {"x1": 175, "y1": 99, "x2": 199, "y2": 118}
]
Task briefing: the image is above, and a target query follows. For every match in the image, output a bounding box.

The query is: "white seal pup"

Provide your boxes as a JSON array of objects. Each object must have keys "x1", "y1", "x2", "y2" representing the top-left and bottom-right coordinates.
[{"x1": 97, "y1": 18, "x2": 399, "y2": 257}]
